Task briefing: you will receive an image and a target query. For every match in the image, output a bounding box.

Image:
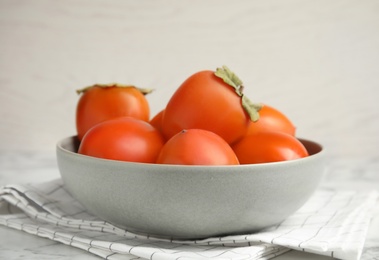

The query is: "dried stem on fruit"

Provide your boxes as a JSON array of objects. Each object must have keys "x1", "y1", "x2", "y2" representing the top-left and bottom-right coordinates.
[
  {"x1": 214, "y1": 65, "x2": 262, "y2": 122},
  {"x1": 76, "y1": 83, "x2": 153, "y2": 95}
]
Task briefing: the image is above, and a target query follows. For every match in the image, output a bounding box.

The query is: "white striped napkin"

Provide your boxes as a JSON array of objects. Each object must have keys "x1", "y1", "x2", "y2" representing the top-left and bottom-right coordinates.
[{"x1": 0, "y1": 179, "x2": 377, "y2": 260}]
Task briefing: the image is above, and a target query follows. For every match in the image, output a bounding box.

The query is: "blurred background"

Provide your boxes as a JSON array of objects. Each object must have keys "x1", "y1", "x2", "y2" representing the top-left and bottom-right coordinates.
[{"x1": 1, "y1": 0, "x2": 378, "y2": 161}]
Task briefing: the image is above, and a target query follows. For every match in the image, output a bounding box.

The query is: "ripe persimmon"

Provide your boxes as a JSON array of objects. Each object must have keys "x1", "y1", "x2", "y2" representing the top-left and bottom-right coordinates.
[
  {"x1": 76, "y1": 84, "x2": 151, "y2": 140},
  {"x1": 156, "y1": 129, "x2": 239, "y2": 165},
  {"x1": 232, "y1": 131, "x2": 308, "y2": 164},
  {"x1": 78, "y1": 117, "x2": 164, "y2": 163},
  {"x1": 246, "y1": 104, "x2": 296, "y2": 136},
  {"x1": 161, "y1": 66, "x2": 261, "y2": 144}
]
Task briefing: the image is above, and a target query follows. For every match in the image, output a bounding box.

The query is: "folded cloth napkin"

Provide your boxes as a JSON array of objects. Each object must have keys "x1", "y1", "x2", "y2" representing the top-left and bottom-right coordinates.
[{"x1": 0, "y1": 179, "x2": 377, "y2": 260}]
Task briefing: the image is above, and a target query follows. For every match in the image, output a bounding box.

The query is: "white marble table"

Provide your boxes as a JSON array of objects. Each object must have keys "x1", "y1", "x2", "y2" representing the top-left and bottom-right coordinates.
[{"x1": 1, "y1": 152, "x2": 378, "y2": 259}]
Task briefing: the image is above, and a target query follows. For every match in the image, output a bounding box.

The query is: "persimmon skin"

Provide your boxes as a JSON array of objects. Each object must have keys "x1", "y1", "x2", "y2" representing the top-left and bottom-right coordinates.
[
  {"x1": 161, "y1": 70, "x2": 250, "y2": 144},
  {"x1": 246, "y1": 104, "x2": 296, "y2": 136},
  {"x1": 156, "y1": 129, "x2": 240, "y2": 165},
  {"x1": 76, "y1": 85, "x2": 150, "y2": 141},
  {"x1": 78, "y1": 117, "x2": 164, "y2": 163},
  {"x1": 149, "y1": 109, "x2": 165, "y2": 134},
  {"x1": 232, "y1": 131, "x2": 308, "y2": 164}
]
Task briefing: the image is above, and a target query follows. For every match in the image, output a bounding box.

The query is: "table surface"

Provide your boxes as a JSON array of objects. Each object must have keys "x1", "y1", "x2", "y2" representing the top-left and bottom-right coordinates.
[{"x1": 1, "y1": 153, "x2": 378, "y2": 260}]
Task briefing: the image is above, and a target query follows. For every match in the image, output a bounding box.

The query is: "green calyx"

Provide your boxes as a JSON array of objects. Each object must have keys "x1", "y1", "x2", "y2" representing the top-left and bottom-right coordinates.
[
  {"x1": 76, "y1": 83, "x2": 153, "y2": 95},
  {"x1": 214, "y1": 65, "x2": 262, "y2": 122}
]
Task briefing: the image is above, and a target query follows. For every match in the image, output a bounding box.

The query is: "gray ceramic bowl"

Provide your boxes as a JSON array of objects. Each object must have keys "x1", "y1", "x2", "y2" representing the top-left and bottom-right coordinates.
[{"x1": 56, "y1": 135, "x2": 325, "y2": 239}]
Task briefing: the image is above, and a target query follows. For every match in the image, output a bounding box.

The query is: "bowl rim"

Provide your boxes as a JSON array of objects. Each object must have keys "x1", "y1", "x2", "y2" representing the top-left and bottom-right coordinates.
[{"x1": 57, "y1": 135, "x2": 324, "y2": 169}]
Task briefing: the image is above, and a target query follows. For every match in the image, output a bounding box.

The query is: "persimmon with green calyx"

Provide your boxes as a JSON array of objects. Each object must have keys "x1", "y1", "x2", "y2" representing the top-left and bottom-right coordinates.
[
  {"x1": 232, "y1": 131, "x2": 308, "y2": 164},
  {"x1": 76, "y1": 83, "x2": 153, "y2": 141},
  {"x1": 161, "y1": 66, "x2": 262, "y2": 144},
  {"x1": 246, "y1": 104, "x2": 296, "y2": 136},
  {"x1": 156, "y1": 129, "x2": 239, "y2": 165}
]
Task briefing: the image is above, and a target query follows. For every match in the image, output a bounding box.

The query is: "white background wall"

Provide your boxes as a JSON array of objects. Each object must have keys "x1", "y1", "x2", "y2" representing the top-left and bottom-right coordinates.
[{"x1": 1, "y1": 0, "x2": 378, "y2": 161}]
